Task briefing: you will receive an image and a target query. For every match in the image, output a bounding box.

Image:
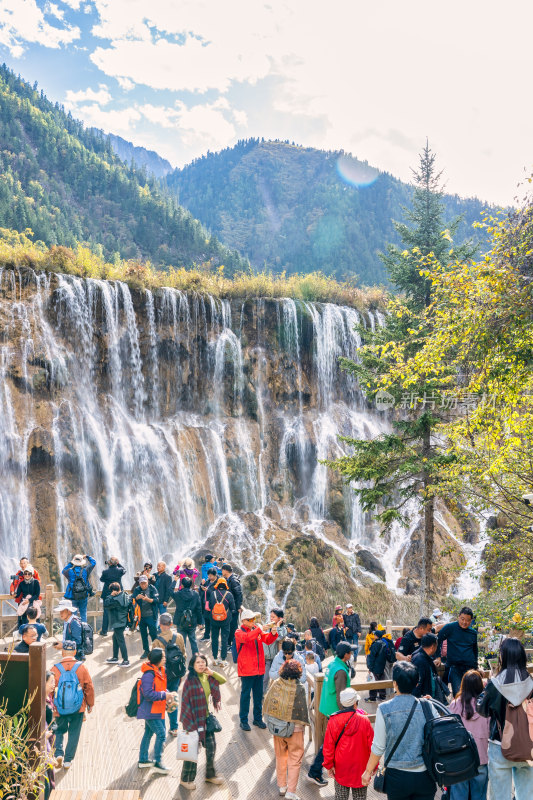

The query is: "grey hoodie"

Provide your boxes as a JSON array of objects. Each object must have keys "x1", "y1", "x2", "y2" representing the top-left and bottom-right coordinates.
[{"x1": 492, "y1": 670, "x2": 533, "y2": 706}]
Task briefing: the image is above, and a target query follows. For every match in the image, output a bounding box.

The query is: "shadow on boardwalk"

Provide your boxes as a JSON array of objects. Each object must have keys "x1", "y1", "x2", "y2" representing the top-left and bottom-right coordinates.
[{"x1": 49, "y1": 632, "x2": 435, "y2": 799}]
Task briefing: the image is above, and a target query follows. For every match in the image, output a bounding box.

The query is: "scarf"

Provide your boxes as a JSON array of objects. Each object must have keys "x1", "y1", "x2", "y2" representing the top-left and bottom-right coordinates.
[
  {"x1": 180, "y1": 673, "x2": 222, "y2": 743},
  {"x1": 263, "y1": 678, "x2": 310, "y2": 726}
]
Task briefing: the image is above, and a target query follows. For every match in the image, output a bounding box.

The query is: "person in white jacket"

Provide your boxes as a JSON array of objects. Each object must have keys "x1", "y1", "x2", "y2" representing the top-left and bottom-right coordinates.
[{"x1": 269, "y1": 639, "x2": 307, "y2": 684}]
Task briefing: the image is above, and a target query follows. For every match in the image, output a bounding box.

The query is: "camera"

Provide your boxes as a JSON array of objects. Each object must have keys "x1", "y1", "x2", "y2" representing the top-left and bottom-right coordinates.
[
  {"x1": 522, "y1": 494, "x2": 533, "y2": 506},
  {"x1": 10, "y1": 574, "x2": 16, "y2": 581}
]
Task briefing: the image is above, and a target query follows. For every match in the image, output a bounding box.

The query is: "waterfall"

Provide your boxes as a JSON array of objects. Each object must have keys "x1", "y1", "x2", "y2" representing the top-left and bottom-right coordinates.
[{"x1": 0, "y1": 267, "x2": 452, "y2": 599}]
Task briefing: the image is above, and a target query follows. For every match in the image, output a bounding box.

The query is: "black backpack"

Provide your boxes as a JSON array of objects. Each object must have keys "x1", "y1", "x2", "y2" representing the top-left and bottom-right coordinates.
[
  {"x1": 180, "y1": 607, "x2": 195, "y2": 631},
  {"x1": 71, "y1": 571, "x2": 90, "y2": 604},
  {"x1": 421, "y1": 699, "x2": 480, "y2": 787},
  {"x1": 125, "y1": 678, "x2": 141, "y2": 717},
  {"x1": 164, "y1": 634, "x2": 186, "y2": 680}
]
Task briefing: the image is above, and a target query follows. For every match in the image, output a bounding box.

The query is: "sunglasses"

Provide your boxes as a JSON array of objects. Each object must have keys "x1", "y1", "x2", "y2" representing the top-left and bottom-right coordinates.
[
  {"x1": 23, "y1": 571, "x2": 32, "y2": 576},
  {"x1": 144, "y1": 564, "x2": 152, "y2": 569}
]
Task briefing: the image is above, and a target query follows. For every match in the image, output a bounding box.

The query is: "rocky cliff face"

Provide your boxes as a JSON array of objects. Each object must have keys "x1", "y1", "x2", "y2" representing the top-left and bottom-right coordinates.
[{"x1": 0, "y1": 267, "x2": 474, "y2": 623}]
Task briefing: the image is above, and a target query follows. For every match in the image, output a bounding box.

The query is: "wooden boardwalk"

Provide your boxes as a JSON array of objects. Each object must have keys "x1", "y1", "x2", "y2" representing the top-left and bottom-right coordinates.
[{"x1": 47, "y1": 633, "x2": 401, "y2": 799}]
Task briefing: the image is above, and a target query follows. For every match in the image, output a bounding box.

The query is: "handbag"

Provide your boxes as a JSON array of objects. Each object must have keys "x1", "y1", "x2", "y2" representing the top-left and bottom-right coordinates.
[
  {"x1": 176, "y1": 729, "x2": 199, "y2": 762},
  {"x1": 205, "y1": 712, "x2": 222, "y2": 734},
  {"x1": 374, "y1": 699, "x2": 418, "y2": 793}
]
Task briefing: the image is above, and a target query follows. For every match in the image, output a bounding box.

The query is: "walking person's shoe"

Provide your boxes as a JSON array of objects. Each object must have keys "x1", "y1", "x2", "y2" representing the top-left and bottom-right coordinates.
[
  {"x1": 279, "y1": 787, "x2": 287, "y2": 796},
  {"x1": 168, "y1": 728, "x2": 178, "y2": 737},
  {"x1": 152, "y1": 762, "x2": 171, "y2": 774},
  {"x1": 138, "y1": 761, "x2": 154, "y2": 769},
  {"x1": 240, "y1": 721, "x2": 251, "y2": 731},
  {"x1": 98, "y1": 631, "x2": 108, "y2": 636},
  {"x1": 55, "y1": 756, "x2": 63, "y2": 769},
  {"x1": 285, "y1": 794, "x2": 301, "y2": 800},
  {"x1": 63, "y1": 762, "x2": 72, "y2": 770},
  {"x1": 180, "y1": 781, "x2": 196, "y2": 790},
  {"x1": 140, "y1": 651, "x2": 150, "y2": 659},
  {"x1": 205, "y1": 776, "x2": 224, "y2": 784},
  {"x1": 219, "y1": 660, "x2": 228, "y2": 667},
  {"x1": 253, "y1": 720, "x2": 267, "y2": 729},
  {"x1": 106, "y1": 657, "x2": 119, "y2": 663},
  {"x1": 307, "y1": 774, "x2": 328, "y2": 787},
  {"x1": 118, "y1": 660, "x2": 130, "y2": 667}
]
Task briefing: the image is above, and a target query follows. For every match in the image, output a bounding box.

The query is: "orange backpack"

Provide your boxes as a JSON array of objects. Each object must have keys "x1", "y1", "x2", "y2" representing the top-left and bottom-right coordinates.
[{"x1": 212, "y1": 592, "x2": 229, "y2": 622}]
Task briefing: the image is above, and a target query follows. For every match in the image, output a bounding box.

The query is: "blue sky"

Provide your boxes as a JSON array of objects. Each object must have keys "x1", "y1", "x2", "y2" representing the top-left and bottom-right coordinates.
[{"x1": 0, "y1": 0, "x2": 532, "y2": 205}]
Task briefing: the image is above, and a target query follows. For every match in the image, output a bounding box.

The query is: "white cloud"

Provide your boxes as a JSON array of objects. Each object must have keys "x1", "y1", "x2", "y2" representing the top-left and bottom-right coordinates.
[
  {"x1": 116, "y1": 76, "x2": 135, "y2": 91},
  {"x1": 59, "y1": 0, "x2": 83, "y2": 8},
  {"x1": 136, "y1": 100, "x2": 237, "y2": 152},
  {"x1": 0, "y1": 0, "x2": 80, "y2": 56},
  {"x1": 72, "y1": 103, "x2": 141, "y2": 135},
  {"x1": 65, "y1": 84, "x2": 111, "y2": 106}
]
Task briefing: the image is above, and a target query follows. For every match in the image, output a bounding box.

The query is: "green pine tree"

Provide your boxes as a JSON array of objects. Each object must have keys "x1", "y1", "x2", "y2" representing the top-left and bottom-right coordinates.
[{"x1": 327, "y1": 142, "x2": 475, "y2": 608}]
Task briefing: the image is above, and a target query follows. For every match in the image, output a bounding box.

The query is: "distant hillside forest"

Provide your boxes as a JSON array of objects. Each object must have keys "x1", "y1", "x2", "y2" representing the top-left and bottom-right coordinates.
[
  {"x1": 165, "y1": 139, "x2": 493, "y2": 285},
  {"x1": 0, "y1": 65, "x2": 247, "y2": 272}
]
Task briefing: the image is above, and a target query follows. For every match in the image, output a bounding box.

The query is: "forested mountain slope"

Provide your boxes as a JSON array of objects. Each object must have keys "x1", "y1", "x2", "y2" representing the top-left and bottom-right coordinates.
[
  {"x1": 0, "y1": 65, "x2": 246, "y2": 271},
  {"x1": 166, "y1": 139, "x2": 492, "y2": 284}
]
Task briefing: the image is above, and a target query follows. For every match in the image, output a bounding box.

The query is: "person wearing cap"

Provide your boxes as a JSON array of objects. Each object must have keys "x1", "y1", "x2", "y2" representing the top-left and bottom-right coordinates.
[
  {"x1": 200, "y1": 567, "x2": 218, "y2": 641},
  {"x1": 323, "y1": 687, "x2": 373, "y2": 800},
  {"x1": 235, "y1": 609, "x2": 278, "y2": 731},
  {"x1": 207, "y1": 575, "x2": 236, "y2": 667},
  {"x1": 332, "y1": 605, "x2": 344, "y2": 627},
  {"x1": 263, "y1": 658, "x2": 310, "y2": 800},
  {"x1": 103, "y1": 581, "x2": 130, "y2": 667},
  {"x1": 133, "y1": 575, "x2": 160, "y2": 658},
  {"x1": 62, "y1": 553, "x2": 96, "y2": 623},
  {"x1": 307, "y1": 642, "x2": 353, "y2": 788},
  {"x1": 10, "y1": 557, "x2": 41, "y2": 603},
  {"x1": 153, "y1": 613, "x2": 186, "y2": 736},
  {"x1": 221, "y1": 563, "x2": 243, "y2": 647},
  {"x1": 54, "y1": 599, "x2": 83, "y2": 659},
  {"x1": 51, "y1": 639, "x2": 95, "y2": 770},
  {"x1": 343, "y1": 604, "x2": 362, "y2": 654}
]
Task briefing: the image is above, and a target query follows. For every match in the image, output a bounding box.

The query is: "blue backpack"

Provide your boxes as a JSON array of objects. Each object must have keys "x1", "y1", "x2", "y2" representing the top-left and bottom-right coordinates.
[{"x1": 55, "y1": 662, "x2": 84, "y2": 715}]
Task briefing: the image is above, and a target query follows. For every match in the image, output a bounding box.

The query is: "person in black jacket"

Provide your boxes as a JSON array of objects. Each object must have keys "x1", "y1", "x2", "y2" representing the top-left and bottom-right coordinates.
[
  {"x1": 14, "y1": 625, "x2": 38, "y2": 653},
  {"x1": 15, "y1": 567, "x2": 41, "y2": 625},
  {"x1": 172, "y1": 576, "x2": 203, "y2": 656},
  {"x1": 309, "y1": 617, "x2": 328, "y2": 653},
  {"x1": 208, "y1": 577, "x2": 236, "y2": 665},
  {"x1": 396, "y1": 617, "x2": 433, "y2": 662},
  {"x1": 221, "y1": 563, "x2": 243, "y2": 647},
  {"x1": 132, "y1": 575, "x2": 159, "y2": 657},
  {"x1": 412, "y1": 634, "x2": 439, "y2": 698},
  {"x1": 99, "y1": 557, "x2": 126, "y2": 635},
  {"x1": 437, "y1": 606, "x2": 478, "y2": 695},
  {"x1": 154, "y1": 561, "x2": 173, "y2": 616},
  {"x1": 103, "y1": 582, "x2": 130, "y2": 666},
  {"x1": 200, "y1": 568, "x2": 218, "y2": 641},
  {"x1": 343, "y1": 604, "x2": 362, "y2": 653},
  {"x1": 366, "y1": 628, "x2": 394, "y2": 701},
  {"x1": 328, "y1": 621, "x2": 349, "y2": 653}
]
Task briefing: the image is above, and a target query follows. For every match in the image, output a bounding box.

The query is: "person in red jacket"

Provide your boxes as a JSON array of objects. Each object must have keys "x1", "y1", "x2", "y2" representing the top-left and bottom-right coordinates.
[
  {"x1": 323, "y1": 687, "x2": 373, "y2": 800},
  {"x1": 235, "y1": 608, "x2": 278, "y2": 732}
]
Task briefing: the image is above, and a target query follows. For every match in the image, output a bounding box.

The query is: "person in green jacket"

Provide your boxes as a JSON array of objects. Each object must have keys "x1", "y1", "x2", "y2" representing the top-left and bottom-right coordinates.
[{"x1": 308, "y1": 642, "x2": 353, "y2": 787}]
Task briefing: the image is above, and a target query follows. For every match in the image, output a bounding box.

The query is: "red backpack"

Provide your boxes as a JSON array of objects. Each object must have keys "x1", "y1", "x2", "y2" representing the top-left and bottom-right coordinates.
[{"x1": 212, "y1": 592, "x2": 229, "y2": 622}]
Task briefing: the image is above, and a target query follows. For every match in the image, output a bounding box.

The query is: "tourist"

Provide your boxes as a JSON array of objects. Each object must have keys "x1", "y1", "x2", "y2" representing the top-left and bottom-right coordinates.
[
  {"x1": 221, "y1": 563, "x2": 243, "y2": 646},
  {"x1": 235, "y1": 608, "x2": 278, "y2": 731},
  {"x1": 307, "y1": 642, "x2": 353, "y2": 789},
  {"x1": 137, "y1": 648, "x2": 170, "y2": 774},
  {"x1": 216, "y1": 556, "x2": 224, "y2": 575},
  {"x1": 132, "y1": 575, "x2": 159, "y2": 658},
  {"x1": 269, "y1": 639, "x2": 307, "y2": 684},
  {"x1": 412, "y1": 633, "x2": 439, "y2": 699},
  {"x1": 98, "y1": 556, "x2": 126, "y2": 636},
  {"x1": 366, "y1": 627, "x2": 395, "y2": 702},
  {"x1": 299, "y1": 628, "x2": 326, "y2": 661},
  {"x1": 10, "y1": 557, "x2": 40, "y2": 602},
  {"x1": 154, "y1": 561, "x2": 173, "y2": 616},
  {"x1": 180, "y1": 653, "x2": 226, "y2": 790},
  {"x1": 62, "y1": 554, "x2": 96, "y2": 623},
  {"x1": 103, "y1": 581, "x2": 130, "y2": 666},
  {"x1": 332, "y1": 605, "x2": 344, "y2": 627},
  {"x1": 44, "y1": 670, "x2": 56, "y2": 799},
  {"x1": 19, "y1": 605, "x2": 48, "y2": 639},
  {"x1": 15, "y1": 565, "x2": 41, "y2": 625},
  {"x1": 52, "y1": 640, "x2": 94, "y2": 770},
  {"x1": 201, "y1": 553, "x2": 217, "y2": 582},
  {"x1": 263, "y1": 607, "x2": 287, "y2": 692},
  {"x1": 396, "y1": 617, "x2": 433, "y2": 662},
  {"x1": 172, "y1": 576, "x2": 203, "y2": 656},
  {"x1": 309, "y1": 617, "x2": 328, "y2": 653},
  {"x1": 153, "y1": 613, "x2": 186, "y2": 736},
  {"x1": 364, "y1": 622, "x2": 378, "y2": 658},
  {"x1": 264, "y1": 658, "x2": 310, "y2": 800},
  {"x1": 323, "y1": 687, "x2": 373, "y2": 800},
  {"x1": 477, "y1": 637, "x2": 533, "y2": 800},
  {"x1": 448, "y1": 669, "x2": 489, "y2": 800},
  {"x1": 207, "y1": 575, "x2": 235, "y2": 666},
  {"x1": 431, "y1": 608, "x2": 445, "y2": 628},
  {"x1": 133, "y1": 562, "x2": 157, "y2": 590},
  {"x1": 437, "y1": 606, "x2": 478, "y2": 695},
  {"x1": 305, "y1": 650, "x2": 320, "y2": 679},
  {"x1": 304, "y1": 640, "x2": 322, "y2": 670},
  {"x1": 54, "y1": 599, "x2": 83, "y2": 659},
  {"x1": 173, "y1": 557, "x2": 199, "y2": 588},
  {"x1": 361, "y1": 662, "x2": 439, "y2": 799},
  {"x1": 343, "y1": 604, "x2": 362, "y2": 651},
  {"x1": 329, "y1": 619, "x2": 349, "y2": 651},
  {"x1": 200, "y1": 567, "x2": 218, "y2": 641},
  {"x1": 14, "y1": 624, "x2": 38, "y2": 652}
]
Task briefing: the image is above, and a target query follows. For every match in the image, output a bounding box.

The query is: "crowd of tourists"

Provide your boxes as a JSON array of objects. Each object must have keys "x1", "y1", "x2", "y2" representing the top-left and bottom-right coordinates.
[{"x1": 8, "y1": 553, "x2": 533, "y2": 800}]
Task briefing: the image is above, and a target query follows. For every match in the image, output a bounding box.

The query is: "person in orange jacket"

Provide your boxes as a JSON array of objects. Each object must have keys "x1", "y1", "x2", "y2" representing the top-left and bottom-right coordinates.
[
  {"x1": 136, "y1": 648, "x2": 170, "y2": 774},
  {"x1": 235, "y1": 608, "x2": 278, "y2": 731}
]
